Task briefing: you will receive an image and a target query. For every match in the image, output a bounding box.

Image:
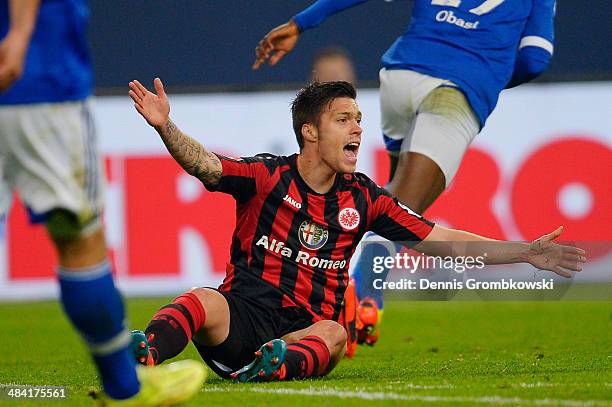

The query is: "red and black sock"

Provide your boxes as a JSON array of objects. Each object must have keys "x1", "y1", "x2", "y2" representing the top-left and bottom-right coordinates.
[
  {"x1": 144, "y1": 292, "x2": 206, "y2": 365},
  {"x1": 280, "y1": 336, "x2": 331, "y2": 380}
]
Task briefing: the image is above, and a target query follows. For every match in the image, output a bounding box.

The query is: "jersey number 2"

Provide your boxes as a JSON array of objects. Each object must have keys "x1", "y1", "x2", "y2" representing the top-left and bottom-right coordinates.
[{"x1": 431, "y1": 0, "x2": 506, "y2": 15}]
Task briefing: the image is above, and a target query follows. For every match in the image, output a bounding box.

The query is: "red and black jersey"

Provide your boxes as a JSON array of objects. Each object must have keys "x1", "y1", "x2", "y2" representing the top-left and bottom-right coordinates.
[{"x1": 207, "y1": 153, "x2": 433, "y2": 322}]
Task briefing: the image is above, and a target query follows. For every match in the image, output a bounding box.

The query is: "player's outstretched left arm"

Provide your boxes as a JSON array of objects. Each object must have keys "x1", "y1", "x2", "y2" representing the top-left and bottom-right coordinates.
[
  {"x1": 416, "y1": 225, "x2": 586, "y2": 278},
  {"x1": 128, "y1": 78, "x2": 222, "y2": 187}
]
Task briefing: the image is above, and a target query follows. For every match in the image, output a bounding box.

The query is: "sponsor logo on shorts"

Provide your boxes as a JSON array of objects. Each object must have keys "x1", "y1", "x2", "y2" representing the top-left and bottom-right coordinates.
[
  {"x1": 338, "y1": 207, "x2": 360, "y2": 230},
  {"x1": 298, "y1": 221, "x2": 328, "y2": 250}
]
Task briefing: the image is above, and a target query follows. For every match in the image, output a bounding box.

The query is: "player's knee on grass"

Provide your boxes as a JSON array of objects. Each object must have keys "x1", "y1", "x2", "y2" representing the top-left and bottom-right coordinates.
[
  {"x1": 187, "y1": 287, "x2": 216, "y2": 312},
  {"x1": 317, "y1": 320, "x2": 347, "y2": 356},
  {"x1": 314, "y1": 320, "x2": 347, "y2": 373}
]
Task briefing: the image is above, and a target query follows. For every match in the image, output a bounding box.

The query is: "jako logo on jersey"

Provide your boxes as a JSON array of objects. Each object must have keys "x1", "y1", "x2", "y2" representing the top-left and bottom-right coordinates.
[
  {"x1": 283, "y1": 194, "x2": 302, "y2": 209},
  {"x1": 338, "y1": 208, "x2": 360, "y2": 231},
  {"x1": 435, "y1": 10, "x2": 480, "y2": 29},
  {"x1": 298, "y1": 221, "x2": 328, "y2": 250}
]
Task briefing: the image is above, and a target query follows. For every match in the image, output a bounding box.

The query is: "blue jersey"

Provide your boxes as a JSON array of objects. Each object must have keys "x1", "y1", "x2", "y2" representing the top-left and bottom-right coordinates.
[
  {"x1": 0, "y1": 0, "x2": 93, "y2": 105},
  {"x1": 294, "y1": 0, "x2": 555, "y2": 127}
]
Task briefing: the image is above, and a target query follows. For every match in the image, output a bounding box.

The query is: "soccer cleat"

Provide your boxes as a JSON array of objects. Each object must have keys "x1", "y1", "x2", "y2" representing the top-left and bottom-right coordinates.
[
  {"x1": 94, "y1": 359, "x2": 207, "y2": 406},
  {"x1": 357, "y1": 297, "x2": 379, "y2": 346},
  {"x1": 357, "y1": 325, "x2": 379, "y2": 346},
  {"x1": 230, "y1": 339, "x2": 287, "y2": 383},
  {"x1": 131, "y1": 330, "x2": 155, "y2": 366}
]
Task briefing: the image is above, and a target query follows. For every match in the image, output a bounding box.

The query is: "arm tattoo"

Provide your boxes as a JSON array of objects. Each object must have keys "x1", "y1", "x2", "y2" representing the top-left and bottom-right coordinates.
[{"x1": 157, "y1": 119, "x2": 222, "y2": 186}]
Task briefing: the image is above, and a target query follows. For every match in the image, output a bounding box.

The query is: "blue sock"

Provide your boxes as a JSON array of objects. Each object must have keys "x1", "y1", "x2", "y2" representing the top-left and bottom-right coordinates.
[
  {"x1": 58, "y1": 260, "x2": 140, "y2": 400},
  {"x1": 354, "y1": 232, "x2": 390, "y2": 309}
]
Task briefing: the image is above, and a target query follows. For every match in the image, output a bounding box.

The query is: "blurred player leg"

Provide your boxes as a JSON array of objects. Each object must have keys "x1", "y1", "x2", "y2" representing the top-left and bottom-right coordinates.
[
  {"x1": 0, "y1": 102, "x2": 205, "y2": 405},
  {"x1": 387, "y1": 81, "x2": 480, "y2": 213},
  {"x1": 348, "y1": 70, "x2": 479, "y2": 349},
  {"x1": 390, "y1": 152, "x2": 446, "y2": 213},
  {"x1": 11, "y1": 101, "x2": 141, "y2": 399},
  {"x1": 345, "y1": 69, "x2": 447, "y2": 344}
]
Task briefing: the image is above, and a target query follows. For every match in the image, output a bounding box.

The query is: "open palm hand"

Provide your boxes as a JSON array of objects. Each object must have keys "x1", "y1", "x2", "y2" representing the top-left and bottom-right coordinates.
[
  {"x1": 129, "y1": 78, "x2": 170, "y2": 128},
  {"x1": 528, "y1": 226, "x2": 587, "y2": 278}
]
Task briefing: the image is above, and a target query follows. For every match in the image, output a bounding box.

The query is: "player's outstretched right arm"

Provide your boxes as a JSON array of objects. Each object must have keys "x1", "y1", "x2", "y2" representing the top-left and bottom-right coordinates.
[{"x1": 128, "y1": 78, "x2": 221, "y2": 187}]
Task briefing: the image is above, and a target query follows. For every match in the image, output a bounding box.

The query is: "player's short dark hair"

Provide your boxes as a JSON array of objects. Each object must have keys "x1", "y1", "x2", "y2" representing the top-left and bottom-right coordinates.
[{"x1": 291, "y1": 81, "x2": 357, "y2": 150}]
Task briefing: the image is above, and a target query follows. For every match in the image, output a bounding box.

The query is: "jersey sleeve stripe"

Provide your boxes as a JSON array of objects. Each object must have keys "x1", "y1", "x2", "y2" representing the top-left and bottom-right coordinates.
[{"x1": 519, "y1": 36, "x2": 554, "y2": 55}]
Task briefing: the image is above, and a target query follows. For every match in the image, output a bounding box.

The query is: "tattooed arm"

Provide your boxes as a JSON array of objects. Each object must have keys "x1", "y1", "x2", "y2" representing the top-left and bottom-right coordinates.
[
  {"x1": 128, "y1": 78, "x2": 222, "y2": 187},
  {"x1": 157, "y1": 118, "x2": 222, "y2": 186}
]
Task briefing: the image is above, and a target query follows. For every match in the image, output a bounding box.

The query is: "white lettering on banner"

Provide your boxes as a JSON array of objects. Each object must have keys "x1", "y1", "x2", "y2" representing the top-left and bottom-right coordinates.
[{"x1": 1, "y1": 83, "x2": 611, "y2": 299}]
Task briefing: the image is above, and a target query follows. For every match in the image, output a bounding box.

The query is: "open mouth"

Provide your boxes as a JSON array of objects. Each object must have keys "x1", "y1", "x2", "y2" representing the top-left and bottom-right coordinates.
[{"x1": 343, "y1": 142, "x2": 360, "y2": 163}]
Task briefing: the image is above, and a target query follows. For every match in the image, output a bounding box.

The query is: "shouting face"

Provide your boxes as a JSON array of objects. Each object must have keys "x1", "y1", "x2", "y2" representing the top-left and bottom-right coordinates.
[{"x1": 311, "y1": 97, "x2": 363, "y2": 174}]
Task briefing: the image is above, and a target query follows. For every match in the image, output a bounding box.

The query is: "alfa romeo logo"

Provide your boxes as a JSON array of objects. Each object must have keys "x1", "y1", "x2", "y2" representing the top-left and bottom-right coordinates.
[
  {"x1": 298, "y1": 221, "x2": 328, "y2": 250},
  {"x1": 338, "y1": 207, "x2": 360, "y2": 230}
]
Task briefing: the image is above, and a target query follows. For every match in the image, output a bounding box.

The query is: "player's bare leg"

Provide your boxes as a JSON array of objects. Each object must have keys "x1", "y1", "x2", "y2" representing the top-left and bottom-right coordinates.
[
  {"x1": 385, "y1": 84, "x2": 479, "y2": 214},
  {"x1": 190, "y1": 288, "x2": 231, "y2": 346},
  {"x1": 388, "y1": 151, "x2": 446, "y2": 213},
  {"x1": 48, "y1": 211, "x2": 142, "y2": 400},
  {"x1": 134, "y1": 287, "x2": 230, "y2": 366},
  {"x1": 52, "y1": 223, "x2": 107, "y2": 267}
]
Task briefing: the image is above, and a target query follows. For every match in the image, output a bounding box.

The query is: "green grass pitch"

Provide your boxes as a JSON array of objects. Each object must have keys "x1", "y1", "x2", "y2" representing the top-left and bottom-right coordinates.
[{"x1": 1, "y1": 299, "x2": 610, "y2": 406}]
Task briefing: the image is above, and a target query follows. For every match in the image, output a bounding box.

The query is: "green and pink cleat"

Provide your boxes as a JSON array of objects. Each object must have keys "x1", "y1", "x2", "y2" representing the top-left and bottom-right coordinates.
[{"x1": 230, "y1": 339, "x2": 287, "y2": 383}]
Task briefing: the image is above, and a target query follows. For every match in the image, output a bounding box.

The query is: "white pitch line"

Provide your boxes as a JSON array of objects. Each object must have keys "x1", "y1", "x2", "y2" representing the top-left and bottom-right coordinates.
[
  {"x1": 202, "y1": 386, "x2": 612, "y2": 406},
  {"x1": 386, "y1": 381, "x2": 455, "y2": 389},
  {"x1": 516, "y1": 382, "x2": 561, "y2": 388}
]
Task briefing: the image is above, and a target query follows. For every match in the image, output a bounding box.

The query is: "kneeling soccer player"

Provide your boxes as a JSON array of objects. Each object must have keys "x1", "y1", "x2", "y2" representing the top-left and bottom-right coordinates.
[{"x1": 128, "y1": 79, "x2": 585, "y2": 381}]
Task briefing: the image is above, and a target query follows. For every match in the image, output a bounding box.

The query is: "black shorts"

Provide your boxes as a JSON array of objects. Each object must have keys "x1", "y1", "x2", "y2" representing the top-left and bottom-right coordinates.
[{"x1": 193, "y1": 289, "x2": 313, "y2": 379}]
